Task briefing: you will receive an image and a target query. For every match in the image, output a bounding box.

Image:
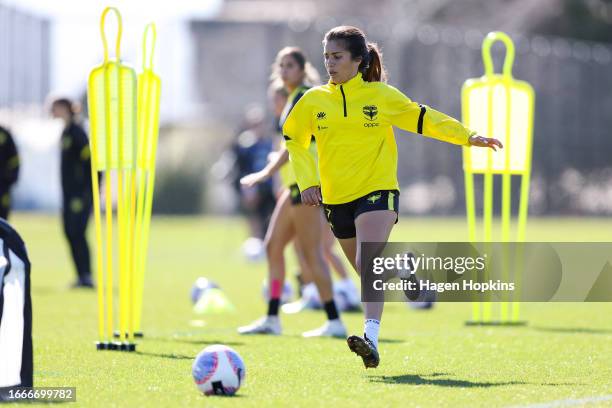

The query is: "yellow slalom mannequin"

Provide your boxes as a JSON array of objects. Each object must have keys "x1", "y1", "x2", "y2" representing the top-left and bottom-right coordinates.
[
  {"x1": 462, "y1": 32, "x2": 535, "y2": 325},
  {"x1": 88, "y1": 6, "x2": 138, "y2": 350},
  {"x1": 132, "y1": 23, "x2": 162, "y2": 337}
]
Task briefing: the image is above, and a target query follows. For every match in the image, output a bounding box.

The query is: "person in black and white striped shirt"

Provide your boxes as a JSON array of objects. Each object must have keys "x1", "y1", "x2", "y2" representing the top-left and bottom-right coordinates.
[{"x1": 0, "y1": 218, "x2": 33, "y2": 398}]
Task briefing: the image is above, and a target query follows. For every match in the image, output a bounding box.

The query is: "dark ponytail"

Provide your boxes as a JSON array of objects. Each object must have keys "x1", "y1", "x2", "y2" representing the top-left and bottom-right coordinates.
[
  {"x1": 324, "y1": 26, "x2": 387, "y2": 82},
  {"x1": 364, "y1": 42, "x2": 386, "y2": 82}
]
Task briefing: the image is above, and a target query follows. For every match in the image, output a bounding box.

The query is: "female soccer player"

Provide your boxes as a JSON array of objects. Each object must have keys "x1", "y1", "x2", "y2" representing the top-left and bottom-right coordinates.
[
  {"x1": 284, "y1": 26, "x2": 502, "y2": 368},
  {"x1": 51, "y1": 98, "x2": 94, "y2": 288},
  {"x1": 238, "y1": 47, "x2": 347, "y2": 337}
]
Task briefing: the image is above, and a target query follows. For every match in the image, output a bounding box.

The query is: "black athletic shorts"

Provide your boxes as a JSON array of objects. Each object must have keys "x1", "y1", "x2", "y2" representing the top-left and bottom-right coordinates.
[
  {"x1": 288, "y1": 184, "x2": 302, "y2": 205},
  {"x1": 323, "y1": 190, "x2": 399, "y2": 239}
]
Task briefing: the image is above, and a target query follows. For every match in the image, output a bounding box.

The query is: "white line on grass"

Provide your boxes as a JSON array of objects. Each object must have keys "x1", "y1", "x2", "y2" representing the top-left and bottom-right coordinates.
[{"x1": 509, "y1": 394, "x2": 612, "y2": 408}]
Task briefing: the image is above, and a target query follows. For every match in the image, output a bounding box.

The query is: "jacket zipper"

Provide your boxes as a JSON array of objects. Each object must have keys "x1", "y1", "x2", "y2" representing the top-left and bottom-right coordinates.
[{"x1": 340, "y1": 85, "x2": 347, "y2": 117}]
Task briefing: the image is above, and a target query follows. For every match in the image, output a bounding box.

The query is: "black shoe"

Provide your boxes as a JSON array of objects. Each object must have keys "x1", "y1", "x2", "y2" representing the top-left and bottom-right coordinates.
[
  {"x1": 402, "y1": 274, "x2": 421, "y2": 301},
  {"x1": 72, "y1": 276, "x2": 94, "y2": 289},
  {"x1": 347, "y1": 335, "x2": 380, "y2": 369}
]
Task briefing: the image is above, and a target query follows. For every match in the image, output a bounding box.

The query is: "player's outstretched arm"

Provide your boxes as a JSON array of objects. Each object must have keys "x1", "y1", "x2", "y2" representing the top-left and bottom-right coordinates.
[
  {"x1": 240, "y1": 148, "x2": 289, "y2": 187},
  {"x1": 386, "y1": 85, "x2": 503, "y2": 148},
  {"x1": 239, "y1": 170, "x2": 269, "y2": 188}
]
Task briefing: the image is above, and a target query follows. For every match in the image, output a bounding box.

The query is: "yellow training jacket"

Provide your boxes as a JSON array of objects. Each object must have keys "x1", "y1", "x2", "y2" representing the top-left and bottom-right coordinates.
[
  {"x1": 283, "y1": 73, "x2": 476, "y2": 204},
  {"x1": 278, "y1": 85, "x2": 312, "y2": 187}
]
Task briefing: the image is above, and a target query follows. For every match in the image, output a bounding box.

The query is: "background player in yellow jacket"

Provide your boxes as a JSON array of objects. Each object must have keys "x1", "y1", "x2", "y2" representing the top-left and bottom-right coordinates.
[
  {"x1": 284, "y1": 26, "x2": 502, "y2": 368},
  {"x1": 238, "y1": 47, "x2": 347, "y2": 337}
]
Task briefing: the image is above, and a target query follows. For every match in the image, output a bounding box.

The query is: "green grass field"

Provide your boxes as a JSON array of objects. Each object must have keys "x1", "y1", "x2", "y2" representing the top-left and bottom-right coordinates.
[{"x1": 9, "y1": 213, "x2": 612, "y2": 407}]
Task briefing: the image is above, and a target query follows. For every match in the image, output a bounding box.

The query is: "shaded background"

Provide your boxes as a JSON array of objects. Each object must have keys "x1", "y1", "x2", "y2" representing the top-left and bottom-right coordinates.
[{"x1": 2, "y1": 0, "x2": 612, "y2": 216}]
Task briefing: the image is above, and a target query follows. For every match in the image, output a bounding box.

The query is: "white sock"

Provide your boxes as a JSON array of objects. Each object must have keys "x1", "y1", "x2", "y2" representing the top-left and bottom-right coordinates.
[{"x1": 364, "y1": 319, "x2": 380, "y2": 349}]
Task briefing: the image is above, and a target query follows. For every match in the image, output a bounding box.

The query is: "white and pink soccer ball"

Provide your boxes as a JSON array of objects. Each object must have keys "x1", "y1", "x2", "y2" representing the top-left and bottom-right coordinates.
[{"x1": 192, "y1": 345, "x2": 246, "y2": 396}]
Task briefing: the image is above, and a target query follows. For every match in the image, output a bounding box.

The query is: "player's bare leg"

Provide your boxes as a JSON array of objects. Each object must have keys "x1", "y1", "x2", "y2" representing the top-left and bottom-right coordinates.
[{"x1": 340, "y1": 210, "x2": 396, "y2": 368}]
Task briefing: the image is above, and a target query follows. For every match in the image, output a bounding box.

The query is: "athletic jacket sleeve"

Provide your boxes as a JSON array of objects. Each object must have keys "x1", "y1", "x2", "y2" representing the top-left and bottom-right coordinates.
[
  {"x1": 386, "y1": 85, "x2": 475, "y2": 146},
  {"x1": 282, "y1": 96, "x2": 319, "y2": 191}
]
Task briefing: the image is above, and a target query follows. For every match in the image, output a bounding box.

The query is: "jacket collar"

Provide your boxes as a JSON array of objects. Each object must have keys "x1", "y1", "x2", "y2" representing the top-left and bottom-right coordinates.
[{"x1": 329, "y1": 72, "x2": 364, "y2": 91}]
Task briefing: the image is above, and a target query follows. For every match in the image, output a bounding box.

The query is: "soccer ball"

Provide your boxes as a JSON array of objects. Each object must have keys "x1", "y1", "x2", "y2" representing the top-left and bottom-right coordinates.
[
  {"x1": 333, "y1": 283, "x2": 361, "y2": 312},
  {"x1": 192, "y1": 345, "x2": 246, "y2": 396},
  {"x1": 261, "y1": 279, "x2": 293, "y2": 304},
  {"x1": 333, "y1": 284, "x2": 350, "y2": 311},
  {"x1": 191, "y1": 277, "x2": 220, "y2": 304},
  {"x1": 407, "y1": 287, "x2": 436, "y2": 310},
  {"x1": 242, "y1": 237, "x2": 265, "y2": 262}
]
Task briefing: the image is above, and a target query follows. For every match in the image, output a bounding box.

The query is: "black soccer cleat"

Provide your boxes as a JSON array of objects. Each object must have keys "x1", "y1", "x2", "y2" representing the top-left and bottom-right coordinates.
[{"x1": 347, "y1": 335, "x2": 380, "y2": 369}]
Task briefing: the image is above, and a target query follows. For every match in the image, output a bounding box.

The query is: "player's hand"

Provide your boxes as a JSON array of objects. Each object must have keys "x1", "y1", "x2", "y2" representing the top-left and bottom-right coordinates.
[
  {"x1": 468, "y1": 135, "x2": 503, "y2": 151},
  {"x1": 267, "y1": 151, "x2": 280, "y2": 163},
  {"x1": 240, "y1": 170, "x2": 269, "y2": 187},
  {"x1": 301, "y1": 186, "x2": 322, "y2": 206}
]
